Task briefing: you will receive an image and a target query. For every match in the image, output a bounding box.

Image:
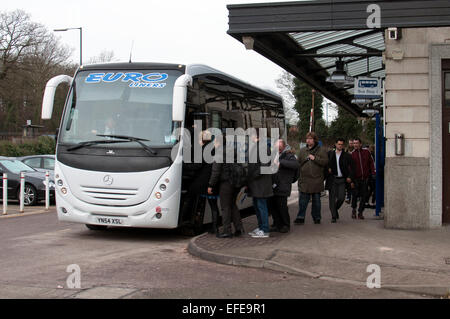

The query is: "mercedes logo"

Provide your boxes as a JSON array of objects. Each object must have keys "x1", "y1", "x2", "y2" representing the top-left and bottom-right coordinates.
[{"x1": 103, "y1": 175, "x2": 114, "y2": 185}]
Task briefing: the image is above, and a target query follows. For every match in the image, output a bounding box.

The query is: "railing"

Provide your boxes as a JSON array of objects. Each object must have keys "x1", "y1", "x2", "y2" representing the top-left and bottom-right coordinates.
[{"x1": 1, "y1": 171, "x2": 51, "y2": 215}]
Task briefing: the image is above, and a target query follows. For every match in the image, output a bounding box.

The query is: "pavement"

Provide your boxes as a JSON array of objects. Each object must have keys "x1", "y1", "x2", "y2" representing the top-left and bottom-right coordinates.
[
  {"x1": 0, "y1": 203, "x2": 52, "y2": 218},
  {"x1": 188, "y1": 188, "x2": 450, "y2": 298}
]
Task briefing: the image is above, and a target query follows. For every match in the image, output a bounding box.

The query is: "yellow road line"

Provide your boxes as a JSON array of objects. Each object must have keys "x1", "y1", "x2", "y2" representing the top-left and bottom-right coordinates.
[{"x1": 0, "y1": 209, "x2": 55, "y2": 219}]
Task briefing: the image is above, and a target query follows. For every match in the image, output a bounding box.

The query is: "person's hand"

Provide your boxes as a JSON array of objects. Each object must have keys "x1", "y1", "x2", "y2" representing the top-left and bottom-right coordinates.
[
  {"x1": 308, "y1": 154, "x2": 315, "y2": 161},
  {"x1": 328, "y1": 168, "x2": 332, "y2": 173},
  {"x1": 207, "y1": 187, "x2": 213, "y2": 195},
  {"x1": 351, "y1": 183, "x2": 355, "y2": 189},
  {"x1": 346, "y1": 178, "x2": 352, "y2": 184}
]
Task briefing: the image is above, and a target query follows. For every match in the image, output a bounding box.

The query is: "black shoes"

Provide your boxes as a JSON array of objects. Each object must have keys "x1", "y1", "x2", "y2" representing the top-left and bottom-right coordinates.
[
  {"x1": 279, "y1": 226, "x2": 290, "y2": 233},
  {"x1": 358, "y1": 213, "x2": 365, "y2": 220},
  {"x1": 217, "y1": 233, "x2": 233, "y2": 238},
  {"x1": 270, "y1": 226, "x2": 280, "y2": 232},
  {"x1": 294, "y1": 218, "x2": 305, "y2": 225},
  {"x1": 331, "y1": 218, "x2": 337, "y2": 223},
  {"x1": 352, "y1": 209, "x2": 357, "y2": 219},
  {"x1": 233, "y1": 230, "x2": 243, "y2": 237},
  {"x1": 314, "y1": 219, "x2": 321, "y2": 224}
]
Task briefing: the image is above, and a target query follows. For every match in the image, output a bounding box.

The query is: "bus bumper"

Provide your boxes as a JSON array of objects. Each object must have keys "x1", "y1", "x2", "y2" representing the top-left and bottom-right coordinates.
[{"x1": 55, "y1": 190, "x2": 181, "y2": 229}]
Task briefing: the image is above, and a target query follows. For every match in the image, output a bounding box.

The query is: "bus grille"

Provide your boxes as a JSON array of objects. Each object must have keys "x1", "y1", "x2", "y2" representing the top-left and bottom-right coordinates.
[{"x1": 80, "y1": 186, "x2": 139, "y2": 202}]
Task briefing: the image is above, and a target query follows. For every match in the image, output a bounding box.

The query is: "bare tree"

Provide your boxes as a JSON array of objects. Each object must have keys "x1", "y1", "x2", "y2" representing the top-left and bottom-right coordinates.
[
  {"x1": 88, "y1": 50, "x2": 118, "y2": 64},
  {"x1": 275, "y1": 70, "x2": 299, "y2": 125},
  {"x1": 0, "y1": 9, "x2": 74, "y2": 133},
  {"x1": 0, "y1": 10, "x2": 48, "y2": 80}
]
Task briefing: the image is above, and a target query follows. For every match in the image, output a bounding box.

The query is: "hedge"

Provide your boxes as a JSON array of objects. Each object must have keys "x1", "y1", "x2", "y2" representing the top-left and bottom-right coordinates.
[{"x1": 0, "y1": 136, "x2": 56, "y2": 157}]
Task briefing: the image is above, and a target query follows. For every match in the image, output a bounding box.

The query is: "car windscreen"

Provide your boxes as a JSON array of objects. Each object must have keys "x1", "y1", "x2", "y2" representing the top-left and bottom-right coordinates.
[{"x1": 0, "y1": 160, "x2": 35, "y2": 174}]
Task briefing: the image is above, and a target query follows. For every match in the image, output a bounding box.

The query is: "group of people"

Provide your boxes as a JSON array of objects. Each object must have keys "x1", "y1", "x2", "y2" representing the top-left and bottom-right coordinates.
[
  {"x1": 183, "y1": 130, "x2": 375, "y2": 239},
  {"x1": 296, "y1": 132, "x2": 375, "y2": 226}
]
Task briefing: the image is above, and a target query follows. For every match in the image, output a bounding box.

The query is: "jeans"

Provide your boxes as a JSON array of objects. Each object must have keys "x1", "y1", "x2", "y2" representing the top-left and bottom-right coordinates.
[
  {"x1": 253, "y1": 197, "x2": 270, "y2": 233},
  {"x1": 297, "y1": 192, "x2": 321, "y2": 221}
]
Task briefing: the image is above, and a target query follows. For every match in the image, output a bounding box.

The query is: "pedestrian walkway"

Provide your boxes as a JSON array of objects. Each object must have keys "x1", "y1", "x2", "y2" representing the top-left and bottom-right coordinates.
[
  {"x1": 189, "y1": 193, "x2": 450, "y2": 297},
  {"x1": 0, "y1": 204, "x2": 53, "y2": 218}
]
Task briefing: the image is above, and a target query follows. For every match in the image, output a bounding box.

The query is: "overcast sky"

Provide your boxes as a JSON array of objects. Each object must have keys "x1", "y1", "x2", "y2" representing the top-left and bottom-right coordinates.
[{"x1": 3, "y1": 0, "x2": 298, "y2": 93}]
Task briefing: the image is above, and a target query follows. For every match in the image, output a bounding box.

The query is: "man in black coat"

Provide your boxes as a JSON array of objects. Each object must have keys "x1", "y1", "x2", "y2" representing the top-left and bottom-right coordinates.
[
  {"x1": 269, "y1": 139, "x2": 299, "y2": 233},
  {"x1": 328, "y1": 137, "x2": 355, "y2": 223}
]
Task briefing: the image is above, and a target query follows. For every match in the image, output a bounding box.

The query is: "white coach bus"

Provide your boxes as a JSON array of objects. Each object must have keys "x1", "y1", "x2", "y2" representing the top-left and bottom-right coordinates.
[{"x1": 41, "y1": 62, "x2": 285, "y2": 233}]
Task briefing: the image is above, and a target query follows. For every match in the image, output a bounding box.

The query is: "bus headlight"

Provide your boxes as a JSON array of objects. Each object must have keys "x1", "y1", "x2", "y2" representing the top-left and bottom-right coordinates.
[
  {"x1": 61, "y1": 187, "x2": 68, "y2": 195},
  {"x1": 155, "y1": 192, "x2": 162, "y2": 199},
  {"x1": 159, "y1": 184, "x2": 167, "y2": 191},
  {"x1": 57, "y1": 180, "x2": 63, "y2": 187}
]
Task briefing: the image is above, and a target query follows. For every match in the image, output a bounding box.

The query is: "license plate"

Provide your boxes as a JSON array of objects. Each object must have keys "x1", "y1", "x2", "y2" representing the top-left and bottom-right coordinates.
[{"x1": 95, "y1": 216, "x2": 125, "y2": 226}]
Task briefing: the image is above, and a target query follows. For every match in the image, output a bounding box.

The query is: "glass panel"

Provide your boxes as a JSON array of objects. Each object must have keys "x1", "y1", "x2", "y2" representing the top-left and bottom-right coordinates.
[
  {"x1": 446, "y1": 73, "x2": 450, "y2": 90},
  {"x1": 59, "y1": 69, "x2": 182, "y2": 147},
  {"x1": 23, "y1": 158, "x2": 41, "y2": 169},
  {"x1": 445, "y1": 90, "x2": 450, "y2": 107},
  {"x1": 0, "y1": 160, "x2": 35, "y2": 174},
  {"x1": 212, "y1": 112, "x2": 221, "y2": 129},
  {"x1": 43, "y1": 158, "x2": 55, "y2": 170}
]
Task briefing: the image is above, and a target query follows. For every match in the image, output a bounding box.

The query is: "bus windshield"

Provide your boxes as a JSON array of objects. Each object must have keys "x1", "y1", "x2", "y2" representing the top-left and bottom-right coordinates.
[{"x1": 59, "y1": 69, "x2": 183, "y2": 148}]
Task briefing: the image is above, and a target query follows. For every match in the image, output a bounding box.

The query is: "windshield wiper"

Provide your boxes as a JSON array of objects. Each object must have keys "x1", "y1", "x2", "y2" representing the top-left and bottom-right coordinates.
[
  {"x1": 97, "y1": 134, "x2": 157, "y2": 155},
  {"x1": 67, "y1": 139, "x2": 126, "y2": 151}
]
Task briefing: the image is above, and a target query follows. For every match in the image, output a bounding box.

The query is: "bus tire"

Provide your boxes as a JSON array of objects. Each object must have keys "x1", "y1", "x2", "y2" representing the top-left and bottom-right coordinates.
[{"x1": 85, "y1": 224, "x2": 108, "y2": 231}]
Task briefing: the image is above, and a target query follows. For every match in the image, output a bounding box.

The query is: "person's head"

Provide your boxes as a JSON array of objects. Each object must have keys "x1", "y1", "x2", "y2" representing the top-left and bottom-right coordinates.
[
  {"x1": 276, "y1": 139, "x2": 287, "y2": 153},
  {"x1": 198, "y1": 130, "x2": 212, "y2": 146},
  {"x1": 348, "y1": 139, "x2": 354, "y2": 149},
  {"x1": 250, "y1": 128, "x2": 260, "y2": 143},
  {"x1": 353, "y1": 138, "x2": 362, "y2": 150},
  {"x1": 106, "y1": 117, "x2": 115, "y2": 129},
  {"x1": 305, "y1": 132, "x2": 318, "y2": 148},
  {"x1": 335, "y1": 138, "x2": 345, "y2": 152}
]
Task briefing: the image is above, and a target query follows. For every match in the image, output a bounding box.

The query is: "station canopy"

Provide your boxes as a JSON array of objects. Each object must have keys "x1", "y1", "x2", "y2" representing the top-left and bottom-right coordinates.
[{"x1": 227, "y1": 0, "x2": 450, "y2": 116}]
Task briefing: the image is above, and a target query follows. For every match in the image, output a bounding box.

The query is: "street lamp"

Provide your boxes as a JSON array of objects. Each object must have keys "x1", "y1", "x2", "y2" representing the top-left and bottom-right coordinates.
[{"x1": 54, "y1": 27, "x2": 82, "y2": 66}]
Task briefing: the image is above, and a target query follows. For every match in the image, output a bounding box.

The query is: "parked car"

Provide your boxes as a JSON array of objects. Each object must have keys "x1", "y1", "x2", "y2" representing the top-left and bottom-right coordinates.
[
  {"x1": 17, "y1": 155, "x2": 55, "y2": 174},
  {"x1": 0, "y1": 157, "x2": 55, "y2": 206}
]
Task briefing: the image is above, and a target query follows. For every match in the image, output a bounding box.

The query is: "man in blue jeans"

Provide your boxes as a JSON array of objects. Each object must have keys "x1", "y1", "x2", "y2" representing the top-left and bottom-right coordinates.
[
  {"x1": 295, "y1": 132, "x2": 328, "y2": 225},
  {"x1": 247, "y1": 131, "x2": 273, "y2": 238}
]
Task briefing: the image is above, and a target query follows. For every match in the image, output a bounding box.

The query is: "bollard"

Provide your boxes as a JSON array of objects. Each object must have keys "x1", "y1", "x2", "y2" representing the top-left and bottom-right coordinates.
[
  {"x1": 19, "y1": 172, "x2": 25, "y2": 213},
  {"x1": 45, "y1": 171, "x2": 49, "y2": 210},
  {"x1": 2, "y1": 173, "x2": 7, "y2": 215}
]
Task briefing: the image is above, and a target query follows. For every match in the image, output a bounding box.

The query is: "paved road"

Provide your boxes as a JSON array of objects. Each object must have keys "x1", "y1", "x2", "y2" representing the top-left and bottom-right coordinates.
[{"x1": 0, "y1": 209, "x2": 431, "y2": 299}]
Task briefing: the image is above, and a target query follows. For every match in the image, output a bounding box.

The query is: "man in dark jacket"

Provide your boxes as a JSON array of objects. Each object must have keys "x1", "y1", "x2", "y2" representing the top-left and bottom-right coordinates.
[
  {"x1": 208, "y1": 138, "x2": 245, "y2": 238},
  {"x1": 295, "y1": 132, "x2": 328, "y2": 225},
  {"x1": 351, "y1": 138, "x2": 376, "y2": 219},
  {"x1": 247, "y1": 132, "x2": 273, "y2": 238},
  {"x1": 269, "y1": 139, "x2": 299, "y2": 233},
  {"x1": 327, "y1": 138, "x2": 355, "y2": 223}
]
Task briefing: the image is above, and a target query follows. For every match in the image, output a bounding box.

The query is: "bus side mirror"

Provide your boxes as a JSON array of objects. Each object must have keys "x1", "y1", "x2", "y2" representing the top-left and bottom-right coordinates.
[
  {"x1": 42, "y1": 75, "x2": 73, "y2": 120},
  {"x1": 172, "y1": 74, "x2": 193, "y2": 122}
]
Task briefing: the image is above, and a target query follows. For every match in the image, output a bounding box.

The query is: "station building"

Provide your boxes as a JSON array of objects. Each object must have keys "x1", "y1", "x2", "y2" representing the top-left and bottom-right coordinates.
[{"x1": 227, "y1": 0, "x2": 450, "y2": 229}]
